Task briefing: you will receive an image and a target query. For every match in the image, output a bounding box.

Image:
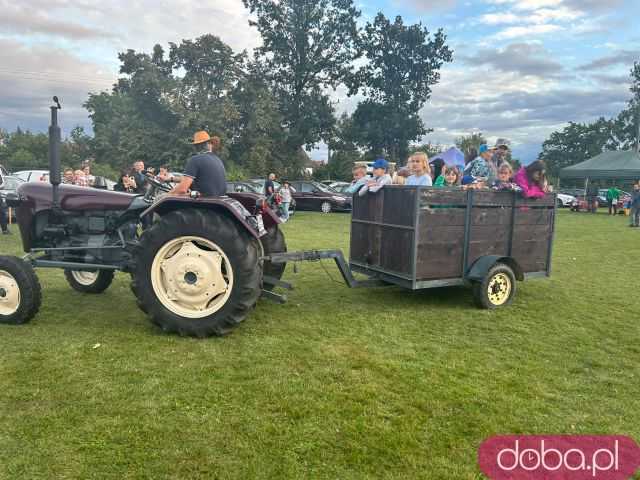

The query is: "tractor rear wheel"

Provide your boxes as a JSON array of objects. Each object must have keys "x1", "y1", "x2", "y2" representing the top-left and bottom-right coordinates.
[
  {"x1": 0, "y1": 256, "x2": 42, "y2": 325},
  {"x1": 64, "y1": 269, "x2": 114, "y2": 294},
  {"x1": 261, "y1": 226, "x2": 287, "y2": 290},
  {"x1": 131, "y1": 209, "x2": 262, "y2": 337}
]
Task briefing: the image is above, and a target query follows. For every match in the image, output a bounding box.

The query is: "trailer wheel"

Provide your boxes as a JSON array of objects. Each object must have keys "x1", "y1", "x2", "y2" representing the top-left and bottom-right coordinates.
[
  {"x1": 321, "y1": 201, "x2": 332, "y2": 214},
  {"x1": 0, "y1": 256, "x2": 42, "y2": 325},
  {"x1": 132, "y1": 209, "x2": 262, "y2": 337},
  {"x1": 472, "y1": 263, "x2": 516, "y2": 309},
  {"x1": 64, "y1": 269, "x2": 114, "y2": 294},
  {"x1": 261, "y1": 226, "x2": 287, "y2": 290}
]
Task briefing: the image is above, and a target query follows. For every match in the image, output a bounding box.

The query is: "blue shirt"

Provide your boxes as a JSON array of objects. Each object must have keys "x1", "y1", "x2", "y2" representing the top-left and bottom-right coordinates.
[{"x1": 406, "y1": 174, "x2": 432, "y2": 186}]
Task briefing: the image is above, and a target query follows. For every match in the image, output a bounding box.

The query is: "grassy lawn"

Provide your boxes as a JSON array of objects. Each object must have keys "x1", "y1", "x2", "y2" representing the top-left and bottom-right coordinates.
[{"x1": 0, "y1": 209, "x2": 638, "y2": 479}]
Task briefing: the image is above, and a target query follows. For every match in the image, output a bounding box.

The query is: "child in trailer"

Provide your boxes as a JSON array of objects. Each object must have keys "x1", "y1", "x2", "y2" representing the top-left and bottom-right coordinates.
[
  {"x1": 514, "y1": 160, "x2": 550, "y2": 199},
  {"x1": 358, "y1": 158, "x2": 393, "y2": 196},
  {"x1": 406, "y1": 152, "x2": 433, "y2": 186},
  {"x1": 491, "y1": 162, "x2": 521, "y2": 192},
  {"x1": 345, "y1": 165, "x2": 369, "y2": 194},
  {"x1": 434, "y1": 165, "x2": 462, "y2": 187}
]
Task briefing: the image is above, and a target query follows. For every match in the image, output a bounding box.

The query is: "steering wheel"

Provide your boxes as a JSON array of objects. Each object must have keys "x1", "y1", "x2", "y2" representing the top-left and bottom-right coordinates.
[{"x1": 143, "y1": 171, "x2": 172, "y2": 192}]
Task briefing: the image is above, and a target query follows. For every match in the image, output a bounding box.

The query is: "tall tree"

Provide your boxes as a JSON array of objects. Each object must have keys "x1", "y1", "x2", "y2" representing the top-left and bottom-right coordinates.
[
  {"x1": 346, "y1": 13, "x2": 452, "y2": 162},
  {"x1": 539, "y1": 118, "x2": 617, "y2": 177},
  {"x1": 243, "y1": 0, "x2": 361, "y2": 161}
]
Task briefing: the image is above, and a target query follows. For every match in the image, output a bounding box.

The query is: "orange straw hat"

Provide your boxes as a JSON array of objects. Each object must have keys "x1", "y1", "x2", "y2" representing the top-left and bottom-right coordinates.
[{"x1": 192, "y1": 130, "x2": 211, "y2": 145}]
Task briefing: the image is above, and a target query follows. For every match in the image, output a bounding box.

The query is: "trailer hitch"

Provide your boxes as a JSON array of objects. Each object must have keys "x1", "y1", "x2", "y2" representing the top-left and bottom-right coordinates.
[{"x1": 261, "y1": 249, "x2": 386, "y2": 305}]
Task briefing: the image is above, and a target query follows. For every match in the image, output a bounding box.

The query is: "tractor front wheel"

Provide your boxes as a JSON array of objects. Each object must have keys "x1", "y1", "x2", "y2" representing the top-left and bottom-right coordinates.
[
  {"x1": 131, "y1": 209, "x2": 262, "y2": 337},
  {"x1": 0, "y1": 256, "x2": 42, "y2": 325},
  {"x1": 64, "y1": 269, "x2": 115, "y2": 294}
]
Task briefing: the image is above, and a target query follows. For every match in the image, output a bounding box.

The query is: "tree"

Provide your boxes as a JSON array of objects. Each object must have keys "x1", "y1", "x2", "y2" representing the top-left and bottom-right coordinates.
[
  {"x1": 243, "y1": 0, "x2": 361, "y2": 156},
  {"x1": 346, "y1": 13, "x2": 452, "y2": 162},
  {"x1": 455, "y1": 133, "x2": 486, "y2": 157},
  {"x1": 612, "y1": 62, "x2": 640, "y2": 150},
  {"x1": 539, "y1": 118, "x2": 617, "y2": 177}
]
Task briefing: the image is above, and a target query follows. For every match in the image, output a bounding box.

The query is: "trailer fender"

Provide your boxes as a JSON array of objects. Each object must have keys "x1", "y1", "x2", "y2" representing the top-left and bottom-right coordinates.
[{"x1": 466, "y1": 255, "x2": 524, "y2": 282}]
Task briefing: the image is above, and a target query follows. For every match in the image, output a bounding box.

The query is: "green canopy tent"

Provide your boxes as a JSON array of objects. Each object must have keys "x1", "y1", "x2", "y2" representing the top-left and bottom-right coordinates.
[{"x1": 559, "y1": 150, "x2": 640, "y2": 184}]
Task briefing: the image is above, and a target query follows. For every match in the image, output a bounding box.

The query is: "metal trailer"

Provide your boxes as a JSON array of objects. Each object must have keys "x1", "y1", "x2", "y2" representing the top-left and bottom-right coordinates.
[{"x1": 264, "y1": 186, "x2": 556, "y2": 309}]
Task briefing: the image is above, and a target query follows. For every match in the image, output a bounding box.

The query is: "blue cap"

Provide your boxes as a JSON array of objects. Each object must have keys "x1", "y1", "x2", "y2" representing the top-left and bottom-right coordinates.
[
  {"x1": 479, "y1": 144, "x2": 489, "y2": 154},
  {"x1": 462, "y1": 175, "x2": 477, "y2": 185},
  {"x1": 371, "y1": 158, "x2": 389, "y2": 171}
]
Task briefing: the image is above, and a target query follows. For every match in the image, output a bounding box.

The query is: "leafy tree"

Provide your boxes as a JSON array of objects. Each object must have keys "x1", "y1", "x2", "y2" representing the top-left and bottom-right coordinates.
[
  {"x1": 455, "y1": 133, "x2": 486, "y2": 157},
  {"x1": 243, "y1": 0, "x2": 361, "y2": 156},
  {"x1": 346, "y1": 13, "x2": 452, "y2": 162},
  {"x1": 612, "y1": 62, "x2": 640, "y2": 150},
  {"x1": 539, "y1": 118, "x2": 617, "y2": 177}
]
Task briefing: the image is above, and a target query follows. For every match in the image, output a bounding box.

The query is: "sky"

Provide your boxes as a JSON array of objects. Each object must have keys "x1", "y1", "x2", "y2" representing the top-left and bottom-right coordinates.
[{"x1": 0, "y1": 0, "x2": 638, "y2": 163}]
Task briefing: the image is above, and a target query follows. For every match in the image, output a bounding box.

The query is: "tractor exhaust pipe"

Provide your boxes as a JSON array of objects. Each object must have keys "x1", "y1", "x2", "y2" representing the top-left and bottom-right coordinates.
[{"x1": 49, "y1": 96, "x2": 62, "y2": 209}]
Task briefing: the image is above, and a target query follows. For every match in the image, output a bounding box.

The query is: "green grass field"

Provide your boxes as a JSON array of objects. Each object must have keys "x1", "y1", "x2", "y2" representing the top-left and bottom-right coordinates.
[{"x1": 0, "y1": 210, "x2": 638, "y2": 479}]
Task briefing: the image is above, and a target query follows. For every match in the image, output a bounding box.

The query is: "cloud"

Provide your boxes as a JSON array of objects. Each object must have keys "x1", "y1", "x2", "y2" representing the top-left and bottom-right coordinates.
[
  {"x1": 462, "y1": 43, "x2": 564, "y2": 77},
  {"x1": 492, "y1": 24, "x2": 562, "y2": 41},
  {"x1": 0, "y1": 1, "x2": 112, "y2": 40},
  {"x1": 418, "y1": 64, "x2": 630, "y2": 162},
  {"x1": 577, "y1": 50, "x2": 640, "y2": 71},
  {"x1": 393, "y1": 0, "x2": 458, "y2": 12}
]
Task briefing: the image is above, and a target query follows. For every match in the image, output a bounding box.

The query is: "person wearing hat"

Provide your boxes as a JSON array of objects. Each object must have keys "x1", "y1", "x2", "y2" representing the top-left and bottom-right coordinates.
[
  {"x1": 464, "y1": 144, "x2": 497, "y2": 184},
  {"x1": 491, "y1": 138, "x2": 511, "y2": 168},
  {"x1": 169, "y1": 131, "x2": 226, "y2": 197},
  {"x1": 358, "y1": 158, "x2": 393, "y2": 197}
]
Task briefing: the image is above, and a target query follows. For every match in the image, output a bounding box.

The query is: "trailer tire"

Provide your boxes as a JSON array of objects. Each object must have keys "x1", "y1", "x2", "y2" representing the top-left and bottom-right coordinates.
[
  {"x1": 472, "y1": 263, "x2": 516, "y2": 309},
  {"x1": 64, "y1": 269, "x2": 114, "y2": 294},
  {"x1": 0, "y1": 256, "x2": 42, "y2": 325},
  {"x1": 261, "y1": 226, "x2": 287, "y2": 290},
  {"x1": 132, "y1": 209, "x2": 262, "y2": 337}
]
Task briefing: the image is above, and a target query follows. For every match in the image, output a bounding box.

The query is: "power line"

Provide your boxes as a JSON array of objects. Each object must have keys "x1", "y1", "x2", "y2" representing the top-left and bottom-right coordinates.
[{"x1": 0, "y1": 68, "x2": 117, "y2": 87}]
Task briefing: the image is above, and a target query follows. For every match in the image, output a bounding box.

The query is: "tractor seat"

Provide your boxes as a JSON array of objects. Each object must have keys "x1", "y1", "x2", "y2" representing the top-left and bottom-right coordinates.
[{"x1": 18, "y1": 182, "x2": 138, "y2": 211}]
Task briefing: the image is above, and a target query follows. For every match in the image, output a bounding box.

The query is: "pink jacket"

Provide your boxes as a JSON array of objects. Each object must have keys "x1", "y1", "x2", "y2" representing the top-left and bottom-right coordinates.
[{"x1": 514, "y1": 167, "x2": 545, "y2": 198}]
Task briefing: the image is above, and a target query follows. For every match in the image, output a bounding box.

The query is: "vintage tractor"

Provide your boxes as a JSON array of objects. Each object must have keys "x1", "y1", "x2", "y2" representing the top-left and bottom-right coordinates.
[{"x1": 0, "y1": 99, "x2": 286, "y2": 337}]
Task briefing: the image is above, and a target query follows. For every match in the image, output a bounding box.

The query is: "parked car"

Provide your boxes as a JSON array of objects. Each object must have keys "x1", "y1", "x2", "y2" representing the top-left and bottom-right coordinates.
[
  {"x1": 0, "y1": 175, "x2": 25, "y2": 221},
  {"x1": 328, "y1": 181, "x2": 351, "y2": 193},
  {"x1": 556, "y1": 193, "x2": 577, "y2": 208},
  {"x1": 226, "y1": 181, "x2": 263, "y2": 194},
  {"x1": 12, "y1": 170, "x2": 51, "y2": 183},
  {"x1": 288, "y1": 180, "x2": 351, "y2": 213}
]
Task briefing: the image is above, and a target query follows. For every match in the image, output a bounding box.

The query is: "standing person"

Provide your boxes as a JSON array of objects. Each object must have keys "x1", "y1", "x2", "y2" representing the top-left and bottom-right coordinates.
[
  {"x1": 73, "y1": 169, "x2": 88, "y2": 187},
  {"x1": 630, "y1": 182, "x2": 640, "y2": 227},
  {"x1": 83, "y1": 164, "x2": 95, "y2": 187},
  {"x1": 606, "y1": 185, "x2": 621, "y2": 215},
  {"x1": 0, "y1": 194, "x2": 10, "y2": 235},
  {"x1": 464, "y1": 145, "x2": 497, "y2": 184},
  {"x1": 132, "y1": 161, "x2": 147, "y2": 194},
  {"x1": 586, "y1": 181, "x2": 599, "y2": 213},
  {"x1": 168, "y1": 131, "x2": 226, "y2": 197},
  {"x1": 265, "y1": 173, "x2": 276, "y2": 197},
  {"x1": 406, "y1": 152, "x2": 433, "y2": 186},
  {"x1": 62, "y1": 168, "x2": 75, "y2": 184},
  {"x1": 514, "y1": 160, "x2": 550, "y2": 199},
  {"x1": 278, "y1": 180, "x2": 295, "y2": 222}
]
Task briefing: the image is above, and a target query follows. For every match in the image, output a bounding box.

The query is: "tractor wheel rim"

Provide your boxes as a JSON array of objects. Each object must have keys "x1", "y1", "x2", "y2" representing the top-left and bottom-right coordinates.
[
  {"x1": 321, "y1": 202, "x2": 331, "y2": 213},
  {"x1": 71, "y1": 270, "x2": 99, "y2": 286},
  {"x1": 487, "y1": 273, "x2": 512, "y2": 306},
  {"x1": 0, "y1": 270, "x2": 21, "y2": 316},
  {"x1": 151, "y1": 236, "x2": 234, "y2": 319}
]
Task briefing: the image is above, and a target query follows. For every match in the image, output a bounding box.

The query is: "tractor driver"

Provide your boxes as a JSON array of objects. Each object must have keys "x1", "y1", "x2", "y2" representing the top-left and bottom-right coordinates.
[{"x1": 166, "y1": 131, "x2": 226, "y2": 197}]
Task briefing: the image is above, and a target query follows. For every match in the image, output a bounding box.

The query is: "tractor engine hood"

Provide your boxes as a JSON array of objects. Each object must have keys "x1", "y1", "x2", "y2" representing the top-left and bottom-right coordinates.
[{"x1": 17, "y1": 183, "x2": 138, "y2": 211}]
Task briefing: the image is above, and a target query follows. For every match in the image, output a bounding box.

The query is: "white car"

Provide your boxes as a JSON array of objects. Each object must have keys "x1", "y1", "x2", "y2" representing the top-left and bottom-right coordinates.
[
  {"x1": 12, "y1": 170, "x2": 51, "y2": 183},
  {"x1": 556, "y1": 193, "x2": 576, "y2": 208}
]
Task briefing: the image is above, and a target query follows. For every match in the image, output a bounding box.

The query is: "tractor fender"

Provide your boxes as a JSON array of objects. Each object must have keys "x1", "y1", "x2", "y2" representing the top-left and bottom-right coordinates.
[
  {"x1": 466, "y1": 255, "x2": 524, "y2": 282},
  {"x1": 140, "y1": 196, "x2": 262, "y2": 241}
]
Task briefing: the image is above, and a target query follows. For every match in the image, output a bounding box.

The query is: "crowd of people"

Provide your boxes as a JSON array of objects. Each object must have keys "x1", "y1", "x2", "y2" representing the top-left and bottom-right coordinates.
[{"x1": 347, "y1": 140, "x2": 552, "y2": 199}]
